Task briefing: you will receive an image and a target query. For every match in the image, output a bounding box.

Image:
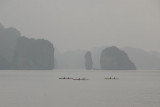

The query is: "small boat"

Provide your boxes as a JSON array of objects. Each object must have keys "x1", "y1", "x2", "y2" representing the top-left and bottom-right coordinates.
[
  {"x1": 73, "y1": 78, "x2": 81, "y2": 80},
  {"x1": 66, "y1": 77, "x2": 73, "y2": 79}
]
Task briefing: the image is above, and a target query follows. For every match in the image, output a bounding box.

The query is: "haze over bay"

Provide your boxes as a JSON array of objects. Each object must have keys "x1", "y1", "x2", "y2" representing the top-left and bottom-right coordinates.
[{"x1": 0, "y1": 0, "x2": 160, "y2": 52}]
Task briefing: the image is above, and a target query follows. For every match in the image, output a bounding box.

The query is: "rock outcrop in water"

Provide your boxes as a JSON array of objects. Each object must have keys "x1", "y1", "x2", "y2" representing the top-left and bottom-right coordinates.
[
  {"x1": 85, "y1": 51, "x2": 93, "y2": 70},
  {"x1": 13, "y1": 37, "x2": 54, "y2": 70},
  {"x1": 100, "y1": 46, "x2": 136, "y2": 70}
]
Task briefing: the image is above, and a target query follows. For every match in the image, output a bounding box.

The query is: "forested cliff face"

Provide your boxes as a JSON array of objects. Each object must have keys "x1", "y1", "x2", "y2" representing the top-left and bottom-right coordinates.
[
  {"x1": 13, "y1": 37, "x2": 54, "y2": 70},
  {"x1": 100, "y1": 46, "x2": 136, "y2": 70},
  {"x1": 0, "y1": 56, "x2": 10, "y2": 70},
  {"x1": 0, "y1": 24, "x2": 21, "y2": 63},
  {"x1": 0, "y1": 24, "x2": 54, "y2": 70}
]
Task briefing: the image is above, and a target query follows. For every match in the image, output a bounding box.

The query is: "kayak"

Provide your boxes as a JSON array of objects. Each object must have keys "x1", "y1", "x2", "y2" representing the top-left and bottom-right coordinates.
[{"x1": 59, "y1": 78, "x2": 65, "y2": 79}]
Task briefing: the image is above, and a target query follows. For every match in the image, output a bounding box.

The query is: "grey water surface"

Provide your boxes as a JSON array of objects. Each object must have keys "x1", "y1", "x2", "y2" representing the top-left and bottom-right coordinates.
[{"x1": 0, "y1": 70, "x2": 160, "y2": 107}]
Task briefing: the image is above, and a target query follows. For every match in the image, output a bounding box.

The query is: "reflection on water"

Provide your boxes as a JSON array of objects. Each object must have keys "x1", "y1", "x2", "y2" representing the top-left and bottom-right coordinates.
[{"x1": 0, "y1": 70, "x2": 160, "y2": 107}]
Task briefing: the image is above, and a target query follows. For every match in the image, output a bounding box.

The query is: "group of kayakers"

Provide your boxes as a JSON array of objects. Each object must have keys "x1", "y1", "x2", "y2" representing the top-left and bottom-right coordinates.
[{"x1": 59, "y1": 77, "x2": 118, "y2": 80}]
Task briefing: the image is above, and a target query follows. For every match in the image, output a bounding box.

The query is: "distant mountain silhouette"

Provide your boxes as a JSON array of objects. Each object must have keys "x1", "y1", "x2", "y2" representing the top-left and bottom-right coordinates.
[
  {"x1": 0, "y1": 23, "x2": 54, "y2": 70},
  {"x1": 91, "y1": 46, "x2": 106, "y2": 69},
  {"x1": 85, "y1": 51, "x2": 93, "y2": 70},
  {"x1": 123, "y1": 47, "x2": 160, "y2": 70},
  {"x1": 54, "y1": 50, "x2": 86, "y2": 69},
  {"x1": 54, "y1": 47, "x2": 137, "y2": 70},
  {"x1": 150, "y1": 51, "x2": 160, "y2": 59},
  {"x1": 100, "y1": 46, "x2": 136, "y2": 70}
]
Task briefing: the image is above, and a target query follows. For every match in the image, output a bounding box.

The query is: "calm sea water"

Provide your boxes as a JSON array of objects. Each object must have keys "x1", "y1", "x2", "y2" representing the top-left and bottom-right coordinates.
[{"x1": 0, "y1": 70, "x2": 160, "y2": 107}]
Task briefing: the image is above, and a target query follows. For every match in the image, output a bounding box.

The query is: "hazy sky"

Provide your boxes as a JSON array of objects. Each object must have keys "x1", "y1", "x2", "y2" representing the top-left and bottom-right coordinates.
[{"x1": 0, "y1": 0, "x2": 160, "y2": 52}]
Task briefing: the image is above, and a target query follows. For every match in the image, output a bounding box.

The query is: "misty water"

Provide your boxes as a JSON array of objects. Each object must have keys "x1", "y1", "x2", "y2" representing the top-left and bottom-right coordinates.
[{"x1": 0, "y1": 70, "x2": 160, "y2": 107}]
